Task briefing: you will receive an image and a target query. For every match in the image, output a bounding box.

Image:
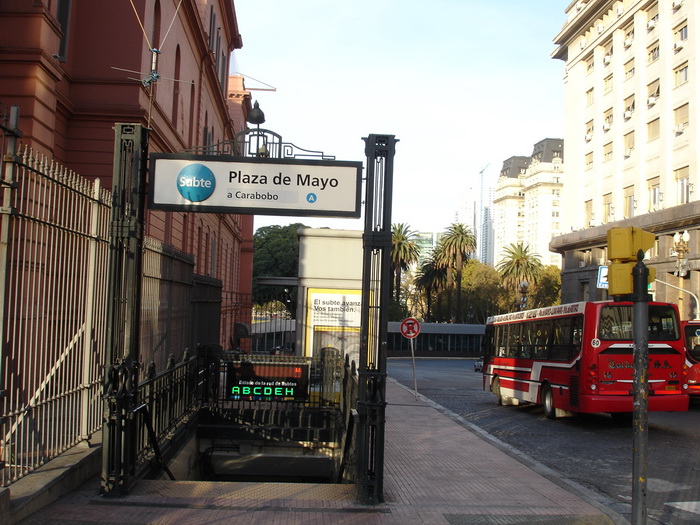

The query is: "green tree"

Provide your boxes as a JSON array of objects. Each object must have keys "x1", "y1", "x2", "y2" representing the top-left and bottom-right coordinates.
[
  {"x1": 437, "y1": 223, "x2": 476, "y2": 322},
  {"x1": 496, "y1": 242, "x2": 544, "y2": 310},
  {"x1": 414, "y1": 250, "x2": 446, "y2": 321},
  {"x1": 528, "y1": 265, "x2": 562, "y2": 308},
  {"x1": 391, "y1": 223, "x2": 420, "y2": 303},
  {"x1": 461, "y1": 260, "x2": 510, "y2": 323},
  {"x1": 252, "y1": 223, "x2": 308, "y2": 313}
]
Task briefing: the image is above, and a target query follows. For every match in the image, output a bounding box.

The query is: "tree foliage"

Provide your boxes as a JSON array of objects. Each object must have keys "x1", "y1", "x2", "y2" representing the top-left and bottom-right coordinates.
[
  {"x1": 391, "y1": 223, "x2": 420, "y2": 302},
  {"x1": 436, "y1": 223, "x2": 476, "y2": 322},
  {"x1": 252, "y1": 223, "x2": 308, "y2": 309}
]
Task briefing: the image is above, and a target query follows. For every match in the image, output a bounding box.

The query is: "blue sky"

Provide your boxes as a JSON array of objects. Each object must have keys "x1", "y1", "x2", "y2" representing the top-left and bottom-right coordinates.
[{"x1": 233, "y1": 0, "x2": 570, "y2": 233}]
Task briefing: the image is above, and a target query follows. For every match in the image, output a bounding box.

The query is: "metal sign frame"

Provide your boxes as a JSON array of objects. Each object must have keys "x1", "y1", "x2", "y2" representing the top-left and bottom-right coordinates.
[{"x1": 148, "y1": 153, "x2": 363, "y2": 218}]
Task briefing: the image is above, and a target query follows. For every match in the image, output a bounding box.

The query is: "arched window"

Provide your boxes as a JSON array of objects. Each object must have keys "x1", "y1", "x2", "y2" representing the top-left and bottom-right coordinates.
[
  {"x1": 172, "y1": 45, "x2": 181, "y2": 127},
  {"x1": 152, "y1": 0, "x2": 161, "y2": 50}
]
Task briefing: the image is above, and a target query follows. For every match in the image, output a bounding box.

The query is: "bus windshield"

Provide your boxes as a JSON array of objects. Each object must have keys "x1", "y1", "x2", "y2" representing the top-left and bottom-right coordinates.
[{"x1": 598, "y1": 304, "x2": 679, "y2": 341}]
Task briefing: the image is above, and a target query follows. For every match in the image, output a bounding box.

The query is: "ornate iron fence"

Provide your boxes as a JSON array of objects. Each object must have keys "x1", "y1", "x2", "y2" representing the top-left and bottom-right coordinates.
[{"x1": 0, "y1": 110, "x2": 215, "y2": 488}]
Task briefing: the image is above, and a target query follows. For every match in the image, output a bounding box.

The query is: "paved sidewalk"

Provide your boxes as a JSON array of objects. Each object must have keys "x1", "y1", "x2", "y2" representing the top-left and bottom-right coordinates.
[{"x1": 15, "y1": 379, "x2": 624, "y2": 524}]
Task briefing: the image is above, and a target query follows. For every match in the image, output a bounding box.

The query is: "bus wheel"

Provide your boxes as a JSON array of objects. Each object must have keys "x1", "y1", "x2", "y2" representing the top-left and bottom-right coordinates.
[
  {"x1": 492, "y1": 377, "x2": 504, "y2": 405},
  {"x1": 542, "y1": 384, "x2": 556, "y2": 419}
]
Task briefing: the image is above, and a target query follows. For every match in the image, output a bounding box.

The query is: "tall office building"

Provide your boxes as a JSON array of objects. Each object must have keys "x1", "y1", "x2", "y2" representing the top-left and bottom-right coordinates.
[
  {"x1": 550, "y1": 0, "x2": 699, "y2": 318},
  {"x1": 493, "y1": 139, "x2": 564, "y2": 269}
]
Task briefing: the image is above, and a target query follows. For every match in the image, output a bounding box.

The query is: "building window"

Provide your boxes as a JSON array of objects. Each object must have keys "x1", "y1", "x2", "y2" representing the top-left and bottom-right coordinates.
[
  {"x1": 675, "y1": 62, "x2": 689, "y2": 86},
  {"x1": 586, "y1": 55, "x2": 594, "y2": 74},
  {"x1": 56, "y1": 0, "x2": 72, "y2": 61},
  {"x1": 602, "y1": 193, "x2": 613, "y2": 223},
  {"x1": 586, "y1": 88, "x2": 594, "y2": 106},
  {"x1": 585, "y1": 200, "x2": 593, "y2": 226},
  {"x1": 624, "y1": 95, "x2": 635, "y2": 119},
  {"x1": 647, "y1": 41, "x2": 660, "y2": 63},
  {"x1": 648, "y1": 176, "x2": 661, "y2": 211},
  {"x1": 674, "y1": 103, "x2": 689, "y2": 130},
  {"x1": 675, "y1": 23, "x2": 688, "y2": 45},
  {"x1": 624, "y1": 131, "x2": 635, "y2": 156},
  {"x1": 624, "y1": 59, "x2": 635, "y2": 79},
  {"x1": 603, "y1": 142, "x2": 613, "y2": 161},
  {"x1": 585, "y1": 120, "x2": 594, "y2": 141},
  {"x1": 603, "y1": 41, "x2": 613, "y2": 65},
  {"x1": 648, "y1": 118, "x2": 660, "y2": 140},
  {"x1": 624, "y1": 26, "x2": 634, "y2": 48},
  {"x1": 647, "y1": 79, "x2": 660, "y2": 105},
  {"x1": 623, "y1": 186, "x2": 635, "y2": 218},
  {"x1": 585, "y1": 152, "x2": 593, "y2": 169},
  {"x1": 647, "y1": 4, "x2": 659, "y2": 29},
  {"x1": 603, "y1": 108, "x2": 613, "y2": 131},
  {"x1": 604, "y1": 74, "x2": 613, "y2": 93},
  {"x1": 675, "y1": 166, "x2": 690, "y2": 204}
]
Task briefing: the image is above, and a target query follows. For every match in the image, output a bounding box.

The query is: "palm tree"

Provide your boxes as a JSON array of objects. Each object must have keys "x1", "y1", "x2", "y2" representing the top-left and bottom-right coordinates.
[
  {"x1": 391, "y1": 223, "x2": 420, "y2": 302},
  {"x1": 414, "y1": 250, "x2": 446, "y2": 321},
  {"x1": 496, "y1": 242, "x2": 544, "y2": 310},
  {"x1": 437, "y1": 223, "x2": 476, "y2": 323}
]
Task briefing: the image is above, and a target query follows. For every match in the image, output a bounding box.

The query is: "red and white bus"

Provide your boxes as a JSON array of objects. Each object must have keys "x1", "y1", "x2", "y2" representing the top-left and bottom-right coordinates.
[
  {"x1": 482, "y1": 301, "x2": 689, "y2": 419},
  {"x1": 681, "y1": 319, "x2": 700, "y2": 395}
]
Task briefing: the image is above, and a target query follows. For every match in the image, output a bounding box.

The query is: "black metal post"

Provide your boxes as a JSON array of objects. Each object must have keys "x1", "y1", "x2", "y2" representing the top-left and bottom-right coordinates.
[
  {"x1": 101, "y1": 124, "x2": 148, "y2": 495},
  {"x1": 356, "y1": 134, "x2": 396, "y2": 504},
  {"x1": 632, "y1": 249, "x2": 649, "y2": 525}
]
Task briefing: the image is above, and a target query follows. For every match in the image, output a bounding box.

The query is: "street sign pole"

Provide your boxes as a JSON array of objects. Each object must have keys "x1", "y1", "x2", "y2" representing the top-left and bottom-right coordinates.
[
  {"x1": 632, "y1": 249, "x2": 649, "y2": 525},
  {"x1": 410, "y1": 337, "x2": 418, "y2": 399},
  {"x1": 400, "y1": 318, "x2": 421, "y2": 399}
]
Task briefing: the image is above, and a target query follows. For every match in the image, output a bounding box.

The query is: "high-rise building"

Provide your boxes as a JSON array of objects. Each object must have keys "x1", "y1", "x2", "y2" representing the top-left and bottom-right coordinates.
[
  {"x1": 493, "y1": 139, "x2": 564, "y2": 269},
  {"x1": 550, "y1": 0, "x2": 699, "y2": 318}
]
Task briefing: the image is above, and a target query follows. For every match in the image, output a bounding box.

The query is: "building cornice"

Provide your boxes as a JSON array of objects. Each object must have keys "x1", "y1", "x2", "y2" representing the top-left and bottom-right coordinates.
[{"x1": 550, "y1": 202, "x2": 700, "y2": 253}]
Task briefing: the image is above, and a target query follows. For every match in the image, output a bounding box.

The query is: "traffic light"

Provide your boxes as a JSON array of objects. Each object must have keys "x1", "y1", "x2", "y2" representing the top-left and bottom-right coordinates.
[{"x1": 606, "y1": 227, "x2": 656, "y2": 296}]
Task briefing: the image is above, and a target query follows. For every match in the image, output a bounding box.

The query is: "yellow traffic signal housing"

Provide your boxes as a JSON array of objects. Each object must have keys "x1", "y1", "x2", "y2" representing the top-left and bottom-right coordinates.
[
  {"x1": 607, "y1": 228, "x2": 635, "y2": 261},
  {"x1": 607, "y1": 227, "x2": 656, "y2": 261},
  {"x1": 608, "y1": 261, "x2": 635, "y2": 296},
  {"x1": 606, "y1": 227, "x2": 656, "y2": 295}
]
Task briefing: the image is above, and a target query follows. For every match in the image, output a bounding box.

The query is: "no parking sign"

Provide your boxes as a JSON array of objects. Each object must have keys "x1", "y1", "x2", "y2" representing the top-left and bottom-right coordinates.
[{"x1": 400, "y1": 317, "x2": 421, "y2": 339}]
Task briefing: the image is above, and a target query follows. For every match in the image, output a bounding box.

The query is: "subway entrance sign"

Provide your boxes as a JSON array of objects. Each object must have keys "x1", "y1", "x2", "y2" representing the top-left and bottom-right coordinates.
[
  {"x1": 226, "y1": 361, "x2": 310, "y2": 401},
  {"x1": 149, "y1": 153, "x2": 363, "y2": 217}
]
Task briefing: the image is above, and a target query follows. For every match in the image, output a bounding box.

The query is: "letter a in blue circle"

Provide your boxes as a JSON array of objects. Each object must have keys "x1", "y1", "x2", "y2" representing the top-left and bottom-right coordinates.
[
  {"x1": 176, "y1": 164, "x2": 216, "y2": 202},
  {"x1": 306, "y1": 193, "x2": 317, "y2": 204}
]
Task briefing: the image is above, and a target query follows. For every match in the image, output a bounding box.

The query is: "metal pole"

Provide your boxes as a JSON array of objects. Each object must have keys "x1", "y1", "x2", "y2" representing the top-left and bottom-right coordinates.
[
  {"x1": 410, "y1": 337, "x2": 418, "y2": 399},
  {"x1": 632, "y1": 249, "x2": 649, "y2": 525},
  {"x1": 0, "y1": 106, "x2": 21, "y2": 395}
]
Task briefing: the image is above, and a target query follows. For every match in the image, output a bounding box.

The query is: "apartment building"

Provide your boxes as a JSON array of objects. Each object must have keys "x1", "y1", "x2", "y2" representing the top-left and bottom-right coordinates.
[
  {"x1": 493, "y1": 138, "x2": 564, "y2": 269},
  {"x1": 550, "y1": 0, "x2": 700, "y2": 318}
]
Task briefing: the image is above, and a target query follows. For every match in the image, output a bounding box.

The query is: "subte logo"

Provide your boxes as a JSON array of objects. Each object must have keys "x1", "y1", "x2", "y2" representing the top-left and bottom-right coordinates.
[{"x1": 176, "y1": 164, "x2": 216, "y2": 202}]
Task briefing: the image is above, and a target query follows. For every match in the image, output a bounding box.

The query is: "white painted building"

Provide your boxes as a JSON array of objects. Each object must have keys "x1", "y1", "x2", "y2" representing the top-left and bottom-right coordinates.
[
  {"x1": 493, "y1": 139, "x2": 564, "y2": 269},
  {"x1": 550, "y1": 0, "x2": 700, "y2": 318}
]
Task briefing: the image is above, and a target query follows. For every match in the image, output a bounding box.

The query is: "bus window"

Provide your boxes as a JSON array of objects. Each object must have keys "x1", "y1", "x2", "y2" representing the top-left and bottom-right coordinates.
[
  {"x1": 520, "y1": 322, "x2": 534, "y2": 358},
  {"x1": 599, "y1": 304, "x2": 679, "y2": 341},
  {"x1": 551, "y1": 317, "x2": 572, "y2": 361},
  {"x1": 533, "y1": 320, "x2": 552, "y2": 359},
  {"x1": 508, "y1": 323, "x2": 523, "y2": 357},
  {"x1": 496, "y1": 324, "x2": 509, "y2": 357}
]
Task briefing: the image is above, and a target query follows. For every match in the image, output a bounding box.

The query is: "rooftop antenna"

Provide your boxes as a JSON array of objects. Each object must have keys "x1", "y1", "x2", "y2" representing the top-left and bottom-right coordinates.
[{"x1": 111, "y1": 0, "x2": 188, "y2": 127}]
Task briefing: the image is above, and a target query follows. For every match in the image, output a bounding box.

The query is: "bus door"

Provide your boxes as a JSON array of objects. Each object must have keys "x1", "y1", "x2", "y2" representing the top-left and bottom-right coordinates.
[{"x1": 683, "y1": 320, "x2": 700, "y2": 395}]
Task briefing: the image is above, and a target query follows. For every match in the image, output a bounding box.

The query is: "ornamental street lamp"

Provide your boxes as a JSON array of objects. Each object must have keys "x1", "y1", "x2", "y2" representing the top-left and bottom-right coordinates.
[
  {"x1": 519, "y1": 280, "x2": 529, "y2": 311},
  {"x1": 673, "y1": 230, "x2": 690, "y2": 277}
]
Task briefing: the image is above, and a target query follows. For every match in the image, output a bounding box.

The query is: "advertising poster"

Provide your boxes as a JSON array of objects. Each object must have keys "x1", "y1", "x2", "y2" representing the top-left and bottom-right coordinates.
[{"x1": 305, "y1": 288, "x2": 362, "y2": 363}]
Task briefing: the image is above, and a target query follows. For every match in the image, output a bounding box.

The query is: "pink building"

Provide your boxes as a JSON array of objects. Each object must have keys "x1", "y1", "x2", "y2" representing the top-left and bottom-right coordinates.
[{"x1": 0, "y1": 0, "x2": 254, "y2": 343}]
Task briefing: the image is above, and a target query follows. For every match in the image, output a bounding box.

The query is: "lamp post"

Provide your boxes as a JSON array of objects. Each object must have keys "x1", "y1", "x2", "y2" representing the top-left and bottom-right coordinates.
[
  {"x1": 519, "y1": 280, "x2": 529, "y2": 311},
  {"x1": 673, "y1": 230, "x2": 690, "y2": 277}
]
